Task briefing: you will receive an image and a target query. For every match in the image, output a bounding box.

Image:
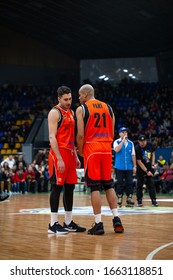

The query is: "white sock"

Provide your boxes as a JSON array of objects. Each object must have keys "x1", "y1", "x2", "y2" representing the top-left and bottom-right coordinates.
[
  {"x1": 111, "y1": 208, "x2": 118, "y2": 217},
  {"x1": 50, "y1": 213, "x2": 58, "y2": 226},
  {"x1": 94, "y1": 213, "x2": 102, "y2": 224},
  {"x1": 65, "y1": 211, "x2": 72, "y2": 225}
]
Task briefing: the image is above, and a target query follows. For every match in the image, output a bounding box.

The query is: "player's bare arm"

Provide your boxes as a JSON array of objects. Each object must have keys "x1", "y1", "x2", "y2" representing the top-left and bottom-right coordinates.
[
  {"x1": 76, "y1": 106, "x2": 84, "y2": 157},
  {"x1": 48, "y1": 109, "x2": 65, "y2": 173}
]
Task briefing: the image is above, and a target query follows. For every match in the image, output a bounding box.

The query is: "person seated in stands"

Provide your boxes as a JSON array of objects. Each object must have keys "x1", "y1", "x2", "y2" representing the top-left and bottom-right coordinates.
[
  {"x1": 0, "y1": 165, "x2": 11, "y2": 194},
  {"x1": 8, "y1": 132, "x2": 16, "y2": 149},
  {"x1": 153, "y1": 163, "x2": 165, "y2": 193},
  {"x1": 0, "y1": 166, "x2": 4, "y2": 194},
  {"x1": 25, "y1": 165, "x2": 37, "y2": 193},
  {"x1": 35, "y1": 160, "x2": 46, "y2": 172},
  {"x1": 15, "y1": 154, "x2": 28, "y2": 170},
  {"x1": 34, "y1": 160, "x2": 47, "y2": 192},
  {"x1": 34, "y1": 149, "x2": 48, "y2": 165},
  {"x1": 15, "y1": 167, "x2": 27, "y2": 194},
  {"x1": 157, "y1": 155, "x2": 166, "y2": 168},
  {"x1": 30, "y1": 160, "x2": 38, "y2": 172},
  {"x1": 9, "y1": 164, "x2": 18, "y2": 194},
  {"x1": 1, "y1": 154, "x2": 15, "y2": 169},
  {"x1": 43, "y1": 164, "x2": 50, "y2": 192},
  {"x1": 0, "y1": 161, "x2": 12, "y2": 193},
  {"x1": 35, "y1": 165, "x2": 46, "y2": 192},
  {"x1": 160, "y1": 163, "x2": 173, "y2": 193}
]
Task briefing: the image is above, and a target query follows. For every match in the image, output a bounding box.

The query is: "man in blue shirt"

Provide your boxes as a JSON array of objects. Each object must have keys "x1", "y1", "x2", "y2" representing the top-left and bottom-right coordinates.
[{"x1": 113, "y1": 127, "x2": 136, "y2": 207}]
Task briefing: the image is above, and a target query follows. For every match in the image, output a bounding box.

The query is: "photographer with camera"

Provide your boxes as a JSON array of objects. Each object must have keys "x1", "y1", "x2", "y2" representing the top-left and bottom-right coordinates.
[{"x1": 113, "y1": 127, "x2": 136, "y2": 207}]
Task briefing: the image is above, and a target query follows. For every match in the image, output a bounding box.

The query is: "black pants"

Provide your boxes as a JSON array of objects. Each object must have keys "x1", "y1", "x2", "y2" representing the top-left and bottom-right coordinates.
[
  {"x1": 116, "y1": 169, "x2": 134, "y2": 196},
  {"x1": 136, "y1": 174, "x2": 156, "y2": 201}
]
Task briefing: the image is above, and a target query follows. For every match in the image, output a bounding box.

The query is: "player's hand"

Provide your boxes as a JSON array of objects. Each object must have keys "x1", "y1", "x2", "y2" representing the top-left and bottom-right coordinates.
[
  {"x1": 57, "y1": 158, "x2": 65, "y2": 173},
  {"x1": 76, "y1": 158, "x2": 81, "y2": 168},
  {"x1": 147, "y1": 171, "x2": 154, "y2": 177}
]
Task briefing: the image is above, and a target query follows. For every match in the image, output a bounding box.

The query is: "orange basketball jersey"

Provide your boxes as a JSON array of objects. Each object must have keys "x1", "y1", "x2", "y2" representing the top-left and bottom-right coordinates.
[
  {"x1": 82, "y1": 99, "x2": 114, "y2": 144},
  {"x1": 51, "y1": 105, "x2": 75, "y2": 151},
  {"x1": 48, "y1": 105, "x2": 77, "y2": 185}
]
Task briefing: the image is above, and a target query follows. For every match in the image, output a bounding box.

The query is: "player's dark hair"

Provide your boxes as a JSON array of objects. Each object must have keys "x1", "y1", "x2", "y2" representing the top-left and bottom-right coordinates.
[{"x1": 57, "y1": 86, "x2": 71, "y2": 98}]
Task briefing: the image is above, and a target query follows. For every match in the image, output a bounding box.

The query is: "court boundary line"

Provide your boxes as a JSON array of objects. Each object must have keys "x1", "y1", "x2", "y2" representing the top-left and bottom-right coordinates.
[{"x1": 146, "y1": 242, "x2": 173, "y2": 260}]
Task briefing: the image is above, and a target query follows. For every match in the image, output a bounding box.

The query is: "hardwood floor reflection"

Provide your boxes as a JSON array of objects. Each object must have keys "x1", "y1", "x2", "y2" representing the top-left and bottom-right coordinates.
[{"x1": 0, "y1": 193, "x2": 173, "y2": 260}]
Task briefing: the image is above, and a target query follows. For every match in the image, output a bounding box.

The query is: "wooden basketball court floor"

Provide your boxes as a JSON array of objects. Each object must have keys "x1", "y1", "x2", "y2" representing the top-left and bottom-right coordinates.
[{"x1": 0, "y1": 192, "x2": 173, "y2": 260}]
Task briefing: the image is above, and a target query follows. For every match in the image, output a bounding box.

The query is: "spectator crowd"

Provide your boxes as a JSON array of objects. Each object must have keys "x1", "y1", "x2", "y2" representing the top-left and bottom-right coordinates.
[
  {"x1": 0, "y1": 80, "x2": 173, "y2": 196},
  {"x1": 0, "y1": 150, "x2": 49, "y2": 195},
  {"x1": 0, "y1": 81, "x2": 173, "y2": 150}
]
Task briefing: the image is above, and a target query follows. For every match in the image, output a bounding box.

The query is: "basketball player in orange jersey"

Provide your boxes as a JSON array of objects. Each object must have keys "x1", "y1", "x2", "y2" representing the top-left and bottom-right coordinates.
[
  {"x1": 48, "y1": 86, "x2": 86, "y2": 234},
  {"x1": 76, "y1": 84, "x2": 124, "y2": 235}
]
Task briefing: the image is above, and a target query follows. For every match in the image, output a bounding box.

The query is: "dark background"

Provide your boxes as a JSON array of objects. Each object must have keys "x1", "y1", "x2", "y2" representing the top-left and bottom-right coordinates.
[{"x1": 0, "y1": 0, "x2": 173, "y2": 85}]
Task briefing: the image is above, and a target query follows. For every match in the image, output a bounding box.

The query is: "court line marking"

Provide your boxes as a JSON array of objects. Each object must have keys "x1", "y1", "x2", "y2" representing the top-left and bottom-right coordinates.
[
  {"x1": 16, "y1": 205, "x2": 173, "y2": 215},
  {"x1": 146, "y1": 242, "x2": 173, "y2": 260}
]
